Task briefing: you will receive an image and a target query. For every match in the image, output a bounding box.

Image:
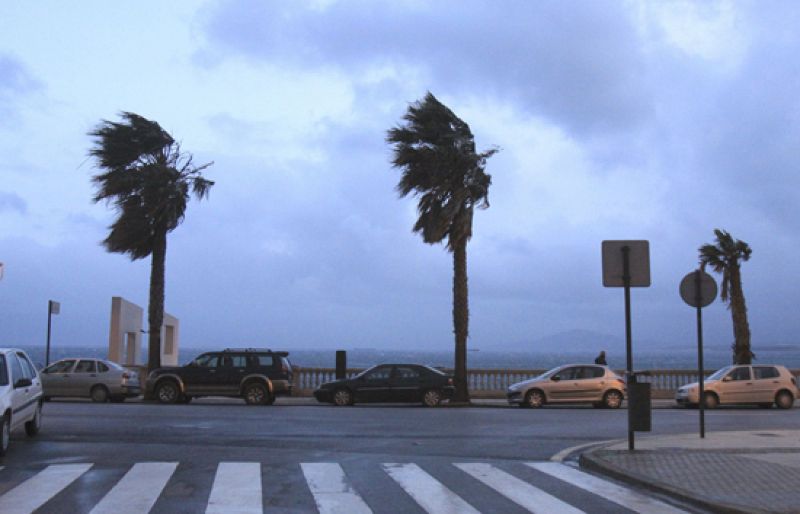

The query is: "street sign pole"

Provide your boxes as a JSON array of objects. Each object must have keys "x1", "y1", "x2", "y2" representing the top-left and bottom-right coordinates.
[
  {"x1": 602, "y1": 240, "x2": 651, "y2": 452},
  {"x1": 46, "y1": 300, "x2": 60, "y2": 367},
  {"x1": 679, "y1": 269, "x2": 716, "y2": 439},
  {"x1": 695, "y1": 271, "x2": 705, "y2": 438},
  {"x1": 622, "y1": 246, "x2": 634, "y2": 451}
]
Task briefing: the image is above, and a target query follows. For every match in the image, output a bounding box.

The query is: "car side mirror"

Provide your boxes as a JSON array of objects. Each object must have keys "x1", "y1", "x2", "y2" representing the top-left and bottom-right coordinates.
[
  {"x1": 15, "y1": 377, "x2": 33, "y2": 388},
  {"x1": 722, "y1": 376, "x2": 732, "y2": 382},
  {"x1": 551, "y1": 375, "x2": 561, "y2": 382}
]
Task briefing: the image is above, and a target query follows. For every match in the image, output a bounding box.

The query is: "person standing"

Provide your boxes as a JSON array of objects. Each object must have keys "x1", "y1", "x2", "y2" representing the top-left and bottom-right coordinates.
[{"x1": 594, "y1": 350, "x2": 607, "y2": 365}]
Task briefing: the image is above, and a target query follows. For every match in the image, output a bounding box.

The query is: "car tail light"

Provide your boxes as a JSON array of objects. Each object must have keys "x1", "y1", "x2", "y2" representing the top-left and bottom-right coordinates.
[
  {"x1": 122, "y1": 372, "x2": 131, "y2": 379},
  {"x1": 447, "y1": 378, "x2": 453, "y2": 386}
]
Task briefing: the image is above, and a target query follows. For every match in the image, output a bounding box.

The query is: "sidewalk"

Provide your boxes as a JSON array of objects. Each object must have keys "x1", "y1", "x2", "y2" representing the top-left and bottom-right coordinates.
[{"x1": 580, "y1": 430, "x2": 800, "y2": 513}]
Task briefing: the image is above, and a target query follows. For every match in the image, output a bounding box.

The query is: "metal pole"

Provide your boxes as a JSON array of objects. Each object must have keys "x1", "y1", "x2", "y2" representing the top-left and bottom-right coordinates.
[
  {"x1": 622, "y1": 246, "x2": 634, "y2": 451},
  {"x1": 695, "y1": 270, "x2": 705, "y2": 438},
  {"x1": 46, "y1": 300, "x2": 53, "y2": 367}
]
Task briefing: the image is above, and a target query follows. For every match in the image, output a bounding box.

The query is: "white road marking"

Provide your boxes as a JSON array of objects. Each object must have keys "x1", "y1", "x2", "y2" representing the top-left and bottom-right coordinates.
[
  {"x1": 301, "y1": 463, "x2": 372, "y2": 514},
  {"x1": 89, "y1": 462, "x2": 177, "y2": 514},
  {"x1": 383, "y1": 463, "x2": 480, "y2": 514},
  {"x1": 549, "y1": 439, "x2": 619, "y2": 462},
  {"x1": 0, "y1": 463, "x2": 93, "y2": 514},
  {"x1": 528, "y1": 462, "x2": 689, "y2": 514},
  {"x1": 206, "y1": 462, "x2": 263, "y2": 514},
  {"x1": 455, "y1": 462, "x2": 585, "y2": 514}
]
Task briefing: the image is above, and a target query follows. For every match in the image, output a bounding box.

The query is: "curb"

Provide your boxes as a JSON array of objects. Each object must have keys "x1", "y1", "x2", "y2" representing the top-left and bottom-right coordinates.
[{"x1": 578, "y1": 449, "x2": 771, "y2": 514}]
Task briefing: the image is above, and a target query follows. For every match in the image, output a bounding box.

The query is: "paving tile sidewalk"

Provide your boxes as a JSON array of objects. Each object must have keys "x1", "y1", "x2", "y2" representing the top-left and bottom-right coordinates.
[{"x1": 580, "y1": 430, "x2": 800, "y2": 513}]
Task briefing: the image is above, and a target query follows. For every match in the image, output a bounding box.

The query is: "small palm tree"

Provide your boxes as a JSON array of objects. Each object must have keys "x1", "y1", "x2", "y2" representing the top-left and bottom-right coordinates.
[
  {"x1": 387, "y1": 93, "x2": 497, "y2": 402},
  {"x1": 90, "y1": 112, "x2": 213, "y2": 371},
  {"x1": 699, "y1": 229, "x2": 754, "y2": 364}
]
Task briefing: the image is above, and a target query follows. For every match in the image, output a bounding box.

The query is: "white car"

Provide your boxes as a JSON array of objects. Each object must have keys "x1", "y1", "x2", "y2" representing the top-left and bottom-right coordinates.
[
  {"x1": 676, "y1": 364, "x2": 798, "y2": 409},
  {"x1": 0, "y1": 348, "x2": 43, "y2": 456}
]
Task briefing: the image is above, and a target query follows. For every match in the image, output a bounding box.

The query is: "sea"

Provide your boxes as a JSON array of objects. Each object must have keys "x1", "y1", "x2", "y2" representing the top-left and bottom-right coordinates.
[{"x1": 19, "y1": 345, "x2": 800, "y2": 371}]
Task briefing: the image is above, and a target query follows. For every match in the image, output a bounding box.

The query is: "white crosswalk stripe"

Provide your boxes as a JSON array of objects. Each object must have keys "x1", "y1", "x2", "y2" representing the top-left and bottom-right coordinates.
[
  {"x1": 0, "y1": 463, "x2": 92, "y2": 514},
  {"x1": 301, "y1": 462, "x2": 372, "y2": 514},
  {"x1": 455, "y1": 462, "x2": 585, "y2": 514},
  {"x1": 90, "y1": 462, "x2": 178, "y2": 514},
  {"x1": 0, "y1": 460, "x2": 691, "y2": 513},
  {"x1": 528, "y1": 462, "x2": 690, "y2": 514},
  {"x1": 206, "y1": 462, "x2": 263, "y2": 514},
  {"x1": 383, "y1": 463, "x2": 480, "y2": 514}
]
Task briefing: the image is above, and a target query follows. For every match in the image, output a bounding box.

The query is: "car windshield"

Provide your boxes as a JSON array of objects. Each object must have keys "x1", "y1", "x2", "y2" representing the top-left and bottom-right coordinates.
[
  {"x1": 541, "y1": 366, "x2": 565, "y2": 378},
  {"x1": 707, "y1": 366, "x2": 734, "y2": 381}
]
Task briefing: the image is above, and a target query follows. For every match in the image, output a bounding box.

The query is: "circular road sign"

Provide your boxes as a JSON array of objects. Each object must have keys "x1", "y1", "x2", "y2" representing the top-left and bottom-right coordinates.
[{"x1": 680, "y1": 270, "x2": 717, "y2": 308}]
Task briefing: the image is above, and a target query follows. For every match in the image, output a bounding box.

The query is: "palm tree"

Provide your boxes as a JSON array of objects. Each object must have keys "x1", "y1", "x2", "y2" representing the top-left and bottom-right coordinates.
[
  {"x1": 698, "y1": 229, "x2": 754, "y2": 364},
  {"x1": 387, "y1": 93, "x2": 497, "y2": 403},
  {"x1": 89, "y1": 112, "x2": 213, "y2": 371}
]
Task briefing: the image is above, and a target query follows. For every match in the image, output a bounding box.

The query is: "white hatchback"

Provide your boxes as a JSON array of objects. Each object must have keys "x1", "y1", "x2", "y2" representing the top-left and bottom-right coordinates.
[
  {"x1": 0, "y1": 348, "x2": 43, "y2": 456},
  {"x1": 676, "y1": 364, "x2": 798, "y2": 409}
]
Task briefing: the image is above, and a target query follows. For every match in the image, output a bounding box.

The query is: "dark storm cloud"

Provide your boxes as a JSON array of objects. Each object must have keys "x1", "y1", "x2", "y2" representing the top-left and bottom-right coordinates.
[{"x1": 201, "y1": 0, "x2": 652, "y2": 136}]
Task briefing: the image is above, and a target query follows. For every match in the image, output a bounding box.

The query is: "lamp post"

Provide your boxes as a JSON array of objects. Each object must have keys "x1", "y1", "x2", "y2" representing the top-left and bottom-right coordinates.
[{"x1": 46, "y1": 300, "x2": 60, "y2": 366}]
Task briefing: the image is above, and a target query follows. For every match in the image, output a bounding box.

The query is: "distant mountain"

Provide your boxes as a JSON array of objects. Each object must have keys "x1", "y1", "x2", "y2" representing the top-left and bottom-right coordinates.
[{"x1": 481, "y1": 329, "x2": 673, "y2": 353}]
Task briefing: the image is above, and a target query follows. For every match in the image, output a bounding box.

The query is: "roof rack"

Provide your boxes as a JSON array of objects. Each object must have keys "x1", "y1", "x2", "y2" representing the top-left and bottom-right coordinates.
[{"x1": 223, "y1": 348, "x2": 269, "y2": 352}]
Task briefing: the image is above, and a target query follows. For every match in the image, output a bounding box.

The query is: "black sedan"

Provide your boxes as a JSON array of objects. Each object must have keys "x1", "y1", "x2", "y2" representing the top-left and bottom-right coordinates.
[{"x1": 313, "y1": 363, "x2": 455, "y2": 407}]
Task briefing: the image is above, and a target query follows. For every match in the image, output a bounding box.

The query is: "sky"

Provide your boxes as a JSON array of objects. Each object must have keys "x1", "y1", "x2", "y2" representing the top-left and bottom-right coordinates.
[{"x1": 1, "y1": 1, "x2": 799, "y2": 358}]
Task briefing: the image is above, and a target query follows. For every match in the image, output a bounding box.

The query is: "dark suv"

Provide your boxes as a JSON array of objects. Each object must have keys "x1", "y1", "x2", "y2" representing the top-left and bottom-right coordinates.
[{"x1": 145, "y1": 349, "x2": 293, "y2": 405}]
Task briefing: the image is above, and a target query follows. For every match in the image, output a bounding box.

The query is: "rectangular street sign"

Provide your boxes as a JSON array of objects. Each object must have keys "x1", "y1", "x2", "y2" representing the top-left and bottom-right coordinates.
[{"x1": 602, "y1": 240, "x2": 651, "y2": 287}]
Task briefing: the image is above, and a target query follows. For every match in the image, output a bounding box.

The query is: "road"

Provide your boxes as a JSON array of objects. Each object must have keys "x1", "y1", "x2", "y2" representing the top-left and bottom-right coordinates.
[{"x1": 1, "y1": 399, "x2": 797, "y2": 513}]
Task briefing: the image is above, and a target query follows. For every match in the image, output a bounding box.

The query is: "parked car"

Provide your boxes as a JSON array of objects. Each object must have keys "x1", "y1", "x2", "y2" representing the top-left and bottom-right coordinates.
[
  {"x1": 0, "y1": 348, "x2": 43, "y2": 456},
  {"x1": 675, "y1": 364, "x2": 798, "y2": 409},
  {"x1": 146, "y1": 348, "x2": 293, "y2": 405},
  {"x1": 313, "y1": 363, "x2": 454, "y2": 407},
  {"x1": 40, "y1": 358, "x2": 141, "y2": 402},
  {"x1": 507, "y1": 364, "x2": 626, "y2": 408}
]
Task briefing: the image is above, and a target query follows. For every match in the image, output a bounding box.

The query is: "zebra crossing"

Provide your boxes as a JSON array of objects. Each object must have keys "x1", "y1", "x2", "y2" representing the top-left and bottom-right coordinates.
[{"x1": 0, "y1": 460, "x2": 691, "y2": 514}]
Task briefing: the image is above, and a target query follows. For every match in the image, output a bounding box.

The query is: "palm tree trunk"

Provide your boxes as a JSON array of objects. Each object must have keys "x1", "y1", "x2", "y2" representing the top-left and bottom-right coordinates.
[
  {"x1": 452, "y1": 239, "x2": 470, "y2": 403},
  {"x1": 728, "y1": 265, "x2": 752, "y2": 364},
  {"x1": 147, "y1": 230, "x2": 167, "y2": 371}
]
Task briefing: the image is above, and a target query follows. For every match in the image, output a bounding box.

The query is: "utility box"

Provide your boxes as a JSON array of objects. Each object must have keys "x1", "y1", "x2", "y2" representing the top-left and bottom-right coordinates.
[{"x1": 628, "y1": 381, "x2": 652, "y2": 432}]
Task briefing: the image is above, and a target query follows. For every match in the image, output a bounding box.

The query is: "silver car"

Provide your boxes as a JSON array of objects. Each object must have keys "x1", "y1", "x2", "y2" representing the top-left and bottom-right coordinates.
[
  {"x1": 676, "y1": 364, "x2": 797, "y2": 409},
  {"x1": 41, "y1": 358, "x2": 141, "y2": 402},
  {"x1": 507, "y1": 364, "x2": 626, "y2": 408}
]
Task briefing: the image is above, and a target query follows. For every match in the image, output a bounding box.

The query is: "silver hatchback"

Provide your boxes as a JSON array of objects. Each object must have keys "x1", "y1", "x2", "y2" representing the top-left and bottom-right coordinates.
[
  {"x1": 507, "y1": 364, "x2": 627, "y2": 408},
  {"x1": 676, "y1": 364, "x2": 797, "y2": 409},
  {"x1": 41, "y1": 358, "x2": 141, "y2": 402}
]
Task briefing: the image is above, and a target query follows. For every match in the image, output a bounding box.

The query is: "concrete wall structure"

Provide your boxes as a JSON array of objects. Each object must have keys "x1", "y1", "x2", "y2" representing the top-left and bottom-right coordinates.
[{"x1": 107, "y1": 296, "x2": 180, "y2": 367}]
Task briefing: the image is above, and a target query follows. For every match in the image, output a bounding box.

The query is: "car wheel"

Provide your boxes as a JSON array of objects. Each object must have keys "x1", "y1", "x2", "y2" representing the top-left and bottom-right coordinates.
[
  {"x1": 25, "y1": 403, "x2": 42, "y2": 437},
  {"x1": 775, "y1": 391, "x2": 794, "y2": 409},
  {"x1": 333, "y1": 389, "x2": 353, "y2": 406},
  {"x1": 524, "y1": 389, "x2": 545, "y2": 408},
  {"x1": 91, "y1": 385, "x2": 110, "y2": 403},
  {"x1": 0, "y1": 414, "x2": 9, "y2": 456},
  {"x1": 603, "y1": 390, "x2": 624, "y2": 409},
  {"x1": 155, "y1": 381, "x2": 180, "y2": 404},
  {"x1": 703, "y1": 392, "x2": 719, "y2": 409},
  {"x1": 422, "y1": 389, "x2": 442, "y2": 407},
  {"x1": 243, "y1": 383, "x2": 268, "y2": 405},
  {"x1": 264, "y1": 392, "x2": 276, "y2": 405}
]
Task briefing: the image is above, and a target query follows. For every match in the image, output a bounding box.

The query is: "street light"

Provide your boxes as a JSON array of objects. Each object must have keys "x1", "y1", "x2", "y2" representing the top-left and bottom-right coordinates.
[{"x1": 46, "y1": 300, "x2": 60, "y2": 366}]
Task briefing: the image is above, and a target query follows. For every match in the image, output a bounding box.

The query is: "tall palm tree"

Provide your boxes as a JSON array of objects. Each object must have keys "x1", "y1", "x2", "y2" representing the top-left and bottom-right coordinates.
[
  {"x1": 699, "y1": 229, "x2": 754, "y2": 364},
  {"x1": 387, "y1": 93, "x2": 497, "y2": 403},
  {"x1": 89, "y1": 112, "x2": 213, "y2": 371}
]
